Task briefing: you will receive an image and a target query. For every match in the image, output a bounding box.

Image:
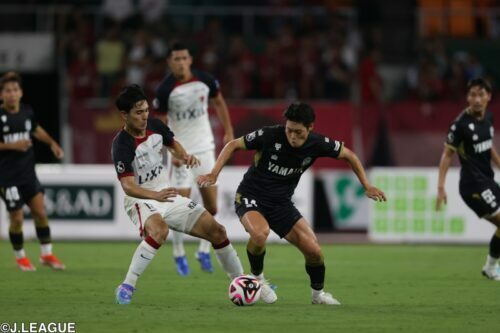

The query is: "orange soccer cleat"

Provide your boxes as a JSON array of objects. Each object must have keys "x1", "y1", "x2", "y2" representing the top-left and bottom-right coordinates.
[
  {"x1": 40, "y1": 254, "x2": 66, "y2": 270},
  {"x1": 16, "y1": 257, "x2": 36, "y2": 271}
]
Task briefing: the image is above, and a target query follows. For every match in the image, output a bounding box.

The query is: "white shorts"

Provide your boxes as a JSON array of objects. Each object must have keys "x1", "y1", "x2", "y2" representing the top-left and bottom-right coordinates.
[
  {"x1": 169, "y1": 149, "x2": 216, "y2": 189},
  {"x1": 124, "y1": 194, "x2": 205, "y2": 237}
]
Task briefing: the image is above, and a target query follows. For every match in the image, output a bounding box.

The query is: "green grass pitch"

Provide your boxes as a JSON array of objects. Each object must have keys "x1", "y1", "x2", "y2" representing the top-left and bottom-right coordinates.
[{"x1": 1, "y1": 242, "x2": 499, "y2": 333}]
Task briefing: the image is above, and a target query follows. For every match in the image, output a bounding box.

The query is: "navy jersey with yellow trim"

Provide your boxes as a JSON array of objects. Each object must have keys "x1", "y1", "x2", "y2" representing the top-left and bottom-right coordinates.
[
  {"x1": 0, "y1": 104, "x2": 38, "y2": 186},
  {"x1": 445, "y1": 109, "x2": 494, "y2": 182},
  {"x1": 239, "y1": 125, "x2": 343, "y2": 202}
]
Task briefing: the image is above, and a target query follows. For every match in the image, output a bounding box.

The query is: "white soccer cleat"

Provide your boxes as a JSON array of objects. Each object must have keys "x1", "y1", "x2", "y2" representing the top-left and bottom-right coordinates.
[
  {"x1": 312, "y1": 291, "x2": 341, "y2": 305},
  {"x1": 252, "y1": 276, "x2": 277, "y2": 304},
  {"x1": 482, "y1": 264, "x2": 500, "y2": 281}
]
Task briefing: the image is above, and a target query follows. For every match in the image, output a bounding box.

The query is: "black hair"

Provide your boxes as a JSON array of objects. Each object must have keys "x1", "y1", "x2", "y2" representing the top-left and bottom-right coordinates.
[
  {"x1": 0, "y1": 71, "x2": 22, "y2": 91},
  {"x1": 167, "y1": 42, "x2": 190, "y2": 57},
  {"x1": 467, "y1": 78, "x2": 492, "y2": 94},
  {"x1": 115, "y1": 84, "x2": 147, "y2": 113},
  {"x1": 283, "y1": 102, "x2": 316, "y2": 127}
]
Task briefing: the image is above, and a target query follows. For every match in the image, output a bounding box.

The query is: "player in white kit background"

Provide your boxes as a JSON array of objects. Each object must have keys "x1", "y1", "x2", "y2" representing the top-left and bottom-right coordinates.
[
  {"x1": 112, "y1": 84, "x2": 243, "y2": 304},
  {"x1": 154, "y1": 42, "x2": 234, "y2": 276}
]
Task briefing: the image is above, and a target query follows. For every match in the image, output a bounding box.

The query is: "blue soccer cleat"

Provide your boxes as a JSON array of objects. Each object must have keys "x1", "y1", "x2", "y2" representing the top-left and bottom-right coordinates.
[
  {"x1": 196, "y1": 251, "x2": 214, "y2": 273},
  {"x1": 115, "y1": 283, "x2": 135, "y2": 305},
  {"x1": 174, "y1": 256, "x2": 190, "y2": 276}
]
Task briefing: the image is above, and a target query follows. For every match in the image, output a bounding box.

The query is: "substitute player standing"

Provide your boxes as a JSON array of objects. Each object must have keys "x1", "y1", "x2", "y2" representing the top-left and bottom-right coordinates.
[
  {"x1": 154, "y1": 42, "x2": 234, "y2": 276},
  {"x1": 112, "y1": 84, "x2": 243, "y2": 304},
  {"x1": 436, "y1": 78, "x2": 500, "y2": 280},
  {"x1": 0, "y1": 72, "x2": 65, "y2": 271},
  {"x1": 198, "y1": 102, "x2": 386, "y2": 304}
]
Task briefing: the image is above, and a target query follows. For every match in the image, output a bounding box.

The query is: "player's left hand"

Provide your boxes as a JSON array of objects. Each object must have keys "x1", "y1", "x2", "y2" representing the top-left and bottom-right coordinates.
[
  {"x1": 365, "y1": 186, "x2": 386, "y2": 202},
  {"x1": 197, "y1": 174, "x2": 216, "y2": 187},
  {"x1": 183, "y1": 154, "x2": 200, "y2": 168},
  {"x1": 51, "y1": 143, "x2": 64, "y2": 159},
  {"x1": 223, "y1": 132, "x2": 235, "y2": 146}
]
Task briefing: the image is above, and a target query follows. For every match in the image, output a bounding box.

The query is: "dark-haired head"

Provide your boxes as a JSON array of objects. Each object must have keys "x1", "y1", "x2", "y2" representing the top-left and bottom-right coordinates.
[
  {"x1": 0, "y1": 71, "x2": 22, "y2": 92},
  {"x1": 467, "y1": 78, "x2": 492, "y2": 94},
  {"x1": 0, "y1": 71, "x2": 23, "y2": 108},
  {"x1": 167, "y1": 42, "x2": 190, "y2": 58},
  {"x1": 115, "y1": 84, "x2": 147, "y2": 113},
  {"x1": 283, "y1": 102, "x2": 315, "y2": 148},
  {"x1": 283, "y1": 102, "x2": 315, "y2": 127}
]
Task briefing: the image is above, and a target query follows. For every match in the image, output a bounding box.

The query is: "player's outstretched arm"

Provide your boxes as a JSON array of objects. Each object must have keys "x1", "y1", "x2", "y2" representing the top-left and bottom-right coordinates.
[
  {"x1": 120, "y1": 176, "x2": 178, "y2": 202},
  {"x1": 166, "y1": 139, "x2": 200, "y2": 169},
  {"x1": 211, "y1": 93, "x2": 234, "y2": 145},
  {"x1": 197, "y1": 137, "x2": 245, "y2": 187},
  {"x1": 338, "y1": 146, "x2": 386, "y2": 202},
  {"x1": 436, "y1": 146, "x2": 455, "y2": 211},
  {"x1": 33, "y1": 125, "x2": 64, "y2": 159}
]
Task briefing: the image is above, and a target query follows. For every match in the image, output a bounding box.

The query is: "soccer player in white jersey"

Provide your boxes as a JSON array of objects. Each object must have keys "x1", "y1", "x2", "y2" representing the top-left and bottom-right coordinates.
[
  {"x1": 154, "y1": 42, "x2": 234, "y2": 276},
  {"x1": 112, "y1": 85, "x2": 243, "y2": 304}
]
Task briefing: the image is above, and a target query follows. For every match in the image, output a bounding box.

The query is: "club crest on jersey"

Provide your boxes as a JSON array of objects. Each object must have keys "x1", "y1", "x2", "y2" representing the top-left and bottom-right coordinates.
[
  {"x1": 302, "y1": 157, "x2": 312, "y2": 166},
  {"x1": 271, "y1": 154, "x2": 278, "y2": 161},
  {"x1": 473, "y1": 134, "x2": 478, "y2": 141},
  {"x1": 116, "y1": 161, "x2": 125, "y2": 173},
  {"x1": 468, "y1": 123, "x2": 475, "y2": 131},
  {"x1": 25, "y1": 120, "x2": 31, "y2": 131},
  {"x1": 3, "y1": 126, "x2": 9, "y2": 132},
  {"x1": 246, "y1": 132, "x2": 256, "y2": 141},
  {"x1": 1, "y1": 115, "x2": 6, "y2": 123},
  {"x1": 274, "y1": 143, "x2": 282, "y2": 151}
]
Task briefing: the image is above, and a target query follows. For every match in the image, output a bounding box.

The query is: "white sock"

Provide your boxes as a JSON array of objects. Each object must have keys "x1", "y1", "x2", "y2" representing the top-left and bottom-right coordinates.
[
  {"x1": 312, "y1": 289, "x2": 324, "y2": 298},
  {"x1": 40, "y1": 243, "x2": 52, "y2": 256},
  {"x1": 171, "y1": 230, "x2": 186, "y2": 257},
  {"x1": 14, "y1": 249, "x2": 26, "y2": 259},
  {"x1": 124, "y1": 238, "x2": 159, "y2": 288},
  {"x1": 198, "y1": 239, "x2": 211, "y2": 253},
  {"x1": 486, "y1": 255, "x2": 498, "y2": 268},
  {"x1": 214, "y1": 241, "x2": 243, "y2": 279}
]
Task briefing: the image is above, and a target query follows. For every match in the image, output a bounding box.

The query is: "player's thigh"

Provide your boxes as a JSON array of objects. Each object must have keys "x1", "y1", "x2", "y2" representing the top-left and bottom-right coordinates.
[
  {"x1": 124, "y1": 197, "x2": 161, "y2": 238},
  {"x1": 162, "y1": 195, "x2": 205, "y2": 234},
  {"x1": 27, "y1": 192, "x2": 46, "y2": 219},
  {"x1": 461, "y1": 180, "x2": 500, "y2": 224},
  {"x1": 0, "y1": 184, "x2": 26, "y2": 212},
  {"x1": 188, "y1": 210, "x2": 226, "y2": 244},
  {"x1": 285, "y1": 218, "x2": 322, "y2": 259},
  {"x1": 234, "y1": 192, "x2": 270, "y2": 238}
]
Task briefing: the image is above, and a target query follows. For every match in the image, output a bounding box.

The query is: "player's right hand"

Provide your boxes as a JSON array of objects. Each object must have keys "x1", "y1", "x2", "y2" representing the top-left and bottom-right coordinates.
[
  {"x1": 10, "y1": 140, "x2": 32, "y2": 152},
  {"x1": 197, "y1": 174, "x2": 216, "y2": 188},
  {"x1": 435, "y1": 187, "x2": 447, "y2": 211},
  {"x1": 154, "y1": 188, "x2": 178, "y2": 202}
]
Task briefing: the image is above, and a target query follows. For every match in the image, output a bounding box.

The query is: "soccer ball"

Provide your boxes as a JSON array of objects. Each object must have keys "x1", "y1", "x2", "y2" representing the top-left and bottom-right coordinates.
[{"x1": 228, "y1": 275, "x2": 261, "y2": 306}]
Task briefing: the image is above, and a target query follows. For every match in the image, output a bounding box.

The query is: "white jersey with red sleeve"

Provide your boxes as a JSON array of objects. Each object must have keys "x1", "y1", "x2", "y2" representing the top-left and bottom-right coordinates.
[
  {"x1": 153, "y1": 69, "x2": 220, "y2": 154},
  {"x1": 111, "y1": 118, "x2": 175, "y2": 190}
]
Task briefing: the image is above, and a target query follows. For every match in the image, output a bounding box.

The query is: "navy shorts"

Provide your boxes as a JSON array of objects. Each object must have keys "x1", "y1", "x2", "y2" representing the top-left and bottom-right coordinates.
[
  {"x1": 460, "y1": 178, "x2": 500, "y2": 218},
  {"x1": 0, "y1": 177, "x2": 43, "y2": 212},
  {"x1": 234, "y1": 191, "x2": 302, "y2": 238}
]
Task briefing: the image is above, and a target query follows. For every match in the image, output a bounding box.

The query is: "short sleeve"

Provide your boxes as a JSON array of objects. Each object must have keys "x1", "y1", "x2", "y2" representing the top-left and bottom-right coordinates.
[
  {"x1": 148, "y1": 119, "x2": 175, "y2": 146},
  {"x1": 445, "y1": 122, "x2": 463, "y2": 151},
  {"x1": 111, "y1": 140, "x2": 135, "y2": 179},
  {"x1": 317, "y1": 135, "x2": 344, "y2": 159},
  {"x1": 242, "y1": 127, "x2": 266, "y2": 150},
  {"x1": 197, "y1": 71, "x2": 220, "y2": 98},
  {"x1": 153, "y1": 76, "x2": 175, "y2": 114}
]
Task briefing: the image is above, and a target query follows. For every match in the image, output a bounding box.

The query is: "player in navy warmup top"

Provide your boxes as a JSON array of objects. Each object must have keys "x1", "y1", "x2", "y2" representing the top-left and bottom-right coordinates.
[
  {"x1": 112, "y1": 84, "x2": 243, "y2": 304},
  {"x1": 0, "y1": 72, "x2": 65, "y2": 271},
  {"x1": 154, "y1": 42, "x2": 234, "y2": 276},
  {"x1": 198, "y1": 102, "x2": 386, "y2": 304},
  {"x1": 437, "y1": 78, "x2": 500, "y2": 280}
]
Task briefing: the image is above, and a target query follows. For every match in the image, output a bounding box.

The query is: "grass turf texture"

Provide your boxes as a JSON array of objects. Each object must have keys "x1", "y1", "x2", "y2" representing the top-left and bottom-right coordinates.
[{"x1": 1, "y1": 242, "x2": 499, "y2": 333}]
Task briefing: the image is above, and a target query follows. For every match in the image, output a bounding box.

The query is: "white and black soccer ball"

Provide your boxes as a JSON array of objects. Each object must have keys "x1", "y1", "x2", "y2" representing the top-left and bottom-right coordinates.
[{"x1": 228, "y1": 275, "x2": 261, "y2": 306}]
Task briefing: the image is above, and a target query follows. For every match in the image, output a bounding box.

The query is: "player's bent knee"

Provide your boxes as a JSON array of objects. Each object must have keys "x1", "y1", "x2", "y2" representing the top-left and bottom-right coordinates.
[
  {"x1": 146, "y1": 217, "x2": 168, "y2": 244},
  {"x1": 250, "y1": 229, "x2": 270, "y2": 247},
  {"x1": 210, "y1": 222, "x2": 227, "y2": 244}
]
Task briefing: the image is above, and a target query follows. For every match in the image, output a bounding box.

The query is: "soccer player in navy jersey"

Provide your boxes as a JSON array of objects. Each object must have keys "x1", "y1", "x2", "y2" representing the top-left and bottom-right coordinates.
[
  {"x1": 154, "y1": 42, "x2": 234, "y2": 276},
  {"x1": 437, "y1": 78, "x2": 500, "y2": 280},
  {"x1": 112, "y1": 84, "x2": 243, "y2": 304},
  {"x1": 198, "y1": 102, "x2": 386, "y2": 304},
  {"x1": 0, "y1": 72, "x2": 65, "y2": 271}
]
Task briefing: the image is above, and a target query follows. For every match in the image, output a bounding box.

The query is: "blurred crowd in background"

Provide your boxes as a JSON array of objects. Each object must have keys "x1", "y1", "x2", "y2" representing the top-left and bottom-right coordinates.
[{"x1": 51, "y1": 0, "x2": 500, "y2": 104}]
